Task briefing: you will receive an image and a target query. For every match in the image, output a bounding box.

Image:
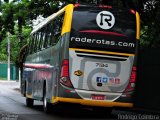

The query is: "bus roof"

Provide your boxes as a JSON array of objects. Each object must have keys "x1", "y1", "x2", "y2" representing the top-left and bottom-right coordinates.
[{"x1": 31, "y1": 6, "x2": 66, "y2": 35}]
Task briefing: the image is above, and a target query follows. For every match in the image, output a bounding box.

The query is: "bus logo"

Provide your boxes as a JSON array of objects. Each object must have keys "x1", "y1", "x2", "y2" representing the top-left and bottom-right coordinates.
[
  {"x1": 96, "y1": 11, "x2": 115, "y2": 30},
  {"x1": 74, "y1": 70, "x2": 83, "y2": 76}
]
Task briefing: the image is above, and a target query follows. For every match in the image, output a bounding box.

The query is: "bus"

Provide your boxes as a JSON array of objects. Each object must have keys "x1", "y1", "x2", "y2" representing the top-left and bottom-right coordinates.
[{"x1": 20, "y1": 2, "x2": 140, "y2": 113}]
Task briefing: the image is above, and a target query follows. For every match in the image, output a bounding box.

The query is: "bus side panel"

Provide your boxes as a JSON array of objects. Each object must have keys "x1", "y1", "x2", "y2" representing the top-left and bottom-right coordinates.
[
  {"x1": 37, "y1": 48, "x2": 53, "y2": 100},
  {"x1": 30, "y1": 39, "x2": 62, "y2": 102},
  {"x1": 49, "y1": 38, "x2": 62, "y2": 102},
  {"x1": 23, "y1": 53, "x2": 38, "y2": 98}
]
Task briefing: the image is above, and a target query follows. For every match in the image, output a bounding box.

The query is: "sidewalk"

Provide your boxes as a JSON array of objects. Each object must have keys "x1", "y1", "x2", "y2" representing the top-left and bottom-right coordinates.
[
  {"x1": 0, "y1": 80, "x2": 20, "y2": 92},
  {"x1": 0, "y1": 80, "x2": 18, "y2": 82}
]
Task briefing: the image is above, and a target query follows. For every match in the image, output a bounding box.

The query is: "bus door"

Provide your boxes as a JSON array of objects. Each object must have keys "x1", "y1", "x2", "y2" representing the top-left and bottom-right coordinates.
[{"x1": 69, "y1": 6, "x2": 137, "y2": 96}]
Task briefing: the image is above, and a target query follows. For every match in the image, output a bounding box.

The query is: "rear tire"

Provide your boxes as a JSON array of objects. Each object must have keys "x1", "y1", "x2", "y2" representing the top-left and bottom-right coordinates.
[
  {"x1": 26, "y1": 98, "x2": 34, "y2": 107},
  {"x1": 23, "y1": 81, "x2": 26, "y2": 97},
  {"x1": 43, "y1": 86, "x2": 52, "y2": 113},
  {"x1": 25, "y1": 82, "x2": 34, "y2": 107}
]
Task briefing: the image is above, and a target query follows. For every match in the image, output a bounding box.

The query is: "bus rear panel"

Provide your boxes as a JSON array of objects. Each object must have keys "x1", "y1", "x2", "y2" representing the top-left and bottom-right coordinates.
[{"x1": 58, "y1": 5, "x2": 139, "y2": 107}]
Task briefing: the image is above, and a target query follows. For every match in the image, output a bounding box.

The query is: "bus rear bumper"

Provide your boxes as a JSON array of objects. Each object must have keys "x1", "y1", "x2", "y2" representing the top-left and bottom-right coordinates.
[{"x1": 52, "y1": 97, "x2": 133, "y2": 108}]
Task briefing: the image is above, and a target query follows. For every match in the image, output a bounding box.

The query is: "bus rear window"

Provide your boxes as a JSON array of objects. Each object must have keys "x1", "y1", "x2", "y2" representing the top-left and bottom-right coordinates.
[{"x1": 70, "y1": 6, "x2": 137, "y2": 54}]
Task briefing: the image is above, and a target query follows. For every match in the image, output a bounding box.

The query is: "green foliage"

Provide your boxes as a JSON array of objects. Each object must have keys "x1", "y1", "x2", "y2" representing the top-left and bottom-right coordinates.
[
  {"x1": 0, "y1": 26, "x2": 31, "y2": 63},
  {"x1": 0, "y1": 0, "x2": 64, "y2": 63},
  {"x1": 1, "y1": 2, "x2": 15, "y2": 34},
  {"x1": 140, "y1": 0, "x2": 160, "y2": 48}
]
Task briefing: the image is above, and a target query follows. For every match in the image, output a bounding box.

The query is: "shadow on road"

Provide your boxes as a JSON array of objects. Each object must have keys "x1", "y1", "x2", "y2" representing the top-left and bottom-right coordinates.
[
  {"x1": 31, "y1": 104, "x2": 116, "y2": 119},
  {"x1": 28, "y1": 103, "x2": 160, "y2": 120}
]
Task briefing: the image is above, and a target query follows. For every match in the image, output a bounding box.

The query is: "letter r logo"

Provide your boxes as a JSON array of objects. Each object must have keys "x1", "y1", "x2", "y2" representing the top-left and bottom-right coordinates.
[{"x1": 96, "y1": 11, "x2": 115, "y2": 30}]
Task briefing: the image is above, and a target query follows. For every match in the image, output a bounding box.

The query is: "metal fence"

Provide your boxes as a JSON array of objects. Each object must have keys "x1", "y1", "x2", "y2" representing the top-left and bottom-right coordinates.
[{"x1": 0, "y1": 63, "x2": 17, "y2": 80}]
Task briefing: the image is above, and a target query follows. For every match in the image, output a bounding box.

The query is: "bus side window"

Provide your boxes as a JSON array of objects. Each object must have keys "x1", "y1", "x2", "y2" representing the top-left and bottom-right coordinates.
[
  {"x1": 34, "y1": 33, "x2": 38, "y2": 52},
  {"x1": 44, "y1": 24, "x2": 51, "y2": 48},
  {"x1": 38, "y1": 30, "x2": 43, "y2": 51},
  {"x1": 33, "y1": 33, "x2": 37, "y2": 53},
  {"x1": 30, "y1": 13, "x2": 65, "y2": 51},
  {"x1": 40, "y1": 26, "x2": 46, "y2": 50},
  {"x1": 28, "y1": 36, "x2": 32, "y2": 54},
  {"x1": 53, "y1": 15, "x2": 64, "y2": 44},
  {"x1": 46, "y1": 23, "x2": 51, "y2": 48},
  {"x1": 30, "y1": 34, "x2": 35, "y2": 54},
  {"x1": 37, "y1": 31, "x2": 41, "y2": 51},
  {"x1": 50, "y1": 21, "x2": 56, "y2": 46}
]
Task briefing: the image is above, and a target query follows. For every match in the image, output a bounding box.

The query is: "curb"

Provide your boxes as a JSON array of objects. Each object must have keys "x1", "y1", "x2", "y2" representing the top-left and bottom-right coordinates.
[{"x1": 0, "y1": 80, "x2": 18, "y2": 83}]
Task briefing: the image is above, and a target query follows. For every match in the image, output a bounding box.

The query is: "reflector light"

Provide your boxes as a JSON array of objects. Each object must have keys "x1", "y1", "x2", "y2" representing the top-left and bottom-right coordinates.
[{"x1": 65, "y1": 90, "x2": 71, "y2": 93}]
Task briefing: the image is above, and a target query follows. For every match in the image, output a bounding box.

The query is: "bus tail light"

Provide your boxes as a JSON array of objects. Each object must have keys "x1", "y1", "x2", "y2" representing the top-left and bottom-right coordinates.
[
  {"x1": 98, "y1": 5, "x2": 112, "y2": 9},
  {"x1": 125, "y1": 66, "x2": 137, "y2": 92},
  {"x1": 74, "y1": 4, "x2": 80, "y2": 7},
  {"x1": 130, "y1": 9, "x2": 136, "y2": 14},
  {"x1": 60, "y1": 59, "x2": 73, "y2": 88},
  {"x1": 130, "y1": 66, "x2": 136, "y2": 83}
]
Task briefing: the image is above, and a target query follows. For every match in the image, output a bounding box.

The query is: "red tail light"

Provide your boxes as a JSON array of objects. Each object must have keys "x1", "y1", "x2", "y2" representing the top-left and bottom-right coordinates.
[
  {"x1": 60, "y1": 60, "x2": 69, "y2": 77},
  {"x1": 125, "y1": 66, "x2": 137, "y2": 92},
  {"x1": 99, "y1": 5, "x2": 112, "y2": 9},
  {"x1": 74, "y1": 4, "x2": 80, "y2": 7},
  {"x1": 60, "y1": 59, "x2": 73, "y2": 88},
  {"x1": 130, "y1": 9, "x2": 136, "y2": 14},
  {"x1": 130, "y1": 67, "x2": 136, "y2": 83}
]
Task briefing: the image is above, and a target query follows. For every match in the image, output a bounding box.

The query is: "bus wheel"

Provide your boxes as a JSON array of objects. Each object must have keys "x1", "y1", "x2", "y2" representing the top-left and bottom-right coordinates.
[
  {"x1": 43, "y1": 88, "x2": 52, "y2": 113},
  {"x1": 26, "y1": 98, "x2": 34, "y2": 107},
  {"x1": 25, "y1": 83, "x2": 34, "y2": 107}
]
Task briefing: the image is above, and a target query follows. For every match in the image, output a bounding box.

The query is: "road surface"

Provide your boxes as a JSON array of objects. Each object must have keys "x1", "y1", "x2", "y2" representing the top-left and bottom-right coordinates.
[{"x1": 0, "y1": 81, "x2": 159, "y2": 120}]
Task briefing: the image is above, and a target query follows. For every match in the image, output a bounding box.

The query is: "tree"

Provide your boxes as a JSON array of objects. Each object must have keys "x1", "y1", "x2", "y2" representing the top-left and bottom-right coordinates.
[
  {"x1": 0, "y1": 25, "x2": 31, "y2": 63},
  {"x1": 139, "y1": 0, "x2": 160, "y2": 48}
]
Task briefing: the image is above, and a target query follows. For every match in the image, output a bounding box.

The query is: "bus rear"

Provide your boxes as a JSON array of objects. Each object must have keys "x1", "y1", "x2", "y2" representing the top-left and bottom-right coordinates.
[{"x1": 58, "y1": 4, "x2": 140, "y2": 107}]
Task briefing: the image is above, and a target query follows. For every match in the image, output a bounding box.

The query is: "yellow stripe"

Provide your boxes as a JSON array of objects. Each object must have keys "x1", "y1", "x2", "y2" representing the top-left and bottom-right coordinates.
[
  {"x1": 136, "y1": 12, "x2": 141, "y2": 40},
  {"x1": 61, "y1": 4, "x2": 74, "y2": 35},
  {"x1": 69, "y1": 48, "x2": 135, "y2": 57},
  {"x1": 52, "y1": 97, "x2": 133, "y2": 107},
  {"x1": 26, "y1": 94, "x2": 32, "y2": 99}
]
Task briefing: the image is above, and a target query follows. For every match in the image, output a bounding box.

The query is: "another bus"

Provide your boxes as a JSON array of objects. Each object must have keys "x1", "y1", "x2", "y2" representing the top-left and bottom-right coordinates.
[{"x1": 21, "y1": 3, "x2": 140, "y2": 113}]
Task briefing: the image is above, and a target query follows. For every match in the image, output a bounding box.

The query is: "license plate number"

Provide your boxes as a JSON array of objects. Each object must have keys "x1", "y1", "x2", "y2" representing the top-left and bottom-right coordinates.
[{"x1": 91, "y1": 95, "x2": 105, "y2": 100}]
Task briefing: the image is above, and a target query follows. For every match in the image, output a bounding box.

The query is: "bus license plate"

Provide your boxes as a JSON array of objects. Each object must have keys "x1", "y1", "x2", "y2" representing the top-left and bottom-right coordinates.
[{"x1": 92, "y1": 95, "x2": 105, "y2": 100}]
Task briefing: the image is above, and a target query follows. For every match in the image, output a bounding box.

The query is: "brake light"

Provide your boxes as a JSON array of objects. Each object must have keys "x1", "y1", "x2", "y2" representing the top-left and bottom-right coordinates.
[
  {"x1": 125, "y1": 66, "x2": 137, "y2": 92},
  {"x1": 60, "y1": 59, "x2": 73, "y2": 88},
  {"x1": 99, "y1": 5, "x2": 112, "y2": 9},
  {"x1": 130, "y1": 66, "x2": 137, "y2": 83},
  {"x1": 130, "y1": 9, "x2": 136, "y2": 14},
  {"x1": 61, "y1": 60, "x2": 69, "y2": 77},
  {"x1": 74, "y1": 4, "x2": 80, "y2": 7}
]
